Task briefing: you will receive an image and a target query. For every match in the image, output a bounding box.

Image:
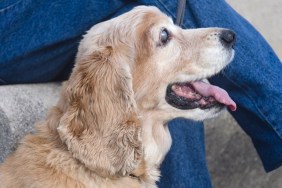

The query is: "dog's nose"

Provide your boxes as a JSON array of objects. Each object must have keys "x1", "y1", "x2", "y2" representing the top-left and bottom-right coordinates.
[{"x1": 220, "y1": 30, "x2": 236, "y2": 47}]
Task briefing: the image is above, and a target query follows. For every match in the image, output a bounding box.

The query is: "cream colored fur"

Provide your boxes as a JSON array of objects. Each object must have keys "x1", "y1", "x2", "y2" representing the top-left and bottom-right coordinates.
[{"x1": 0, "y1": 6, "x2": 234, "y2": 188}]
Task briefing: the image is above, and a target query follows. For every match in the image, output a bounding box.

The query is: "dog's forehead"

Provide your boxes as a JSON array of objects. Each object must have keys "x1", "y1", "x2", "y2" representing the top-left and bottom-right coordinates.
[
  {"x1": 147, "y1": 17, "x2": 178, "y2": 38},
  {"x1": 155, "y1": 13, "x2": 174, "y2": 25}
]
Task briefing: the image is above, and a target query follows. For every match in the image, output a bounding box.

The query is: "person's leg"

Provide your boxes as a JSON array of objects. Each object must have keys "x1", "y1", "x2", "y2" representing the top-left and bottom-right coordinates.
[
  {"x1": 158, "y1": 120, "x2": 212, "y2": 188},
  {"x1": 0, "y1": 0, "x2": 137, "y2": 84}
]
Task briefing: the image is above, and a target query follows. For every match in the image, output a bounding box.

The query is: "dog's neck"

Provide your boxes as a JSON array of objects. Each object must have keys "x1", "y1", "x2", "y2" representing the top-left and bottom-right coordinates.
[
  {"x1": 140, "y1": 113, "x2": 172, "y2": 182},
  {"x1": 44, "y1": 98, "x2": 172, "y2": 186}
]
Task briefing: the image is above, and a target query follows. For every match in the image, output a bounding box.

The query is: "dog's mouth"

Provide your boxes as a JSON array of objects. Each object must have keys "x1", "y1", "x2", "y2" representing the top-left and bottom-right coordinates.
[{"x1": 165, "y1": 81, "x2": 236, "y2": 111}]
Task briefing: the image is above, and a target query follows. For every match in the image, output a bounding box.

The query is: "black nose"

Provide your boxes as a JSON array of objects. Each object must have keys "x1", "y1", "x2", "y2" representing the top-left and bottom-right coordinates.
[{"x1": 220, "y1": 30, "x2": 236, "y2": 47}]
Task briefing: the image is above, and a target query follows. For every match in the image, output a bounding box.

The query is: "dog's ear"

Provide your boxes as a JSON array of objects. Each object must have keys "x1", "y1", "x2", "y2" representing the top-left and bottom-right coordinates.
[{"x1": 57, "y1": 46, "x2": 142, "y2": 177}]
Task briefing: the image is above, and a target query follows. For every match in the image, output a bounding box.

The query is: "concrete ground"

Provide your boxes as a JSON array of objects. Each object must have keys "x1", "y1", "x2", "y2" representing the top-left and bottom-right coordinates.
[
  {"x1": 227, "y1": 0, "x2": 282, "y2": 60},
  {"x1": 205, "y1": 1, "x2": 282, "y2": 187},
  {"x1": 205, "y1": 112, "x2": 282, "y2": 188}
]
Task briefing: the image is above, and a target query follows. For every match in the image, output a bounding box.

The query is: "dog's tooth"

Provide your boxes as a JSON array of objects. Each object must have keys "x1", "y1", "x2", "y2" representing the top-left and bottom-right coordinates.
[{"x1": 171, "y1": 85, "x2": 179, "y2": 91}]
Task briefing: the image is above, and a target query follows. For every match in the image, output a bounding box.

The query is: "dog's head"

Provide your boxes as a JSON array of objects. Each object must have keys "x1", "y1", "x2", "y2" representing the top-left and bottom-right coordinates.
[
  {"x1": 77, "y1": 6, "x2": 236, "y2": 121},
  {"x1": 123, "y1": 7, "x2": 236, "y2": 122},
  {"x1": 57, "y1": 6, "x2": 236, "y2": 178}
]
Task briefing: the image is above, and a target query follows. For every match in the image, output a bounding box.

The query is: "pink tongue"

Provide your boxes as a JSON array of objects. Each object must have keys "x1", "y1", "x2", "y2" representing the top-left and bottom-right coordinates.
[{"x1": 192, "y1": 81, "x2": 237, "y2": 111}]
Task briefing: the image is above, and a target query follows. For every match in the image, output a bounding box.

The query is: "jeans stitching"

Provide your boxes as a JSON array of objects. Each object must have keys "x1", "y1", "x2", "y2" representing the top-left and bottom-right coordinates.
[
  {"x1": 0, "y1": 78, "x2": 7, "y2": 84},
  {"x1": 0, "y1": 0, "x2": 23, "y2": 13}
]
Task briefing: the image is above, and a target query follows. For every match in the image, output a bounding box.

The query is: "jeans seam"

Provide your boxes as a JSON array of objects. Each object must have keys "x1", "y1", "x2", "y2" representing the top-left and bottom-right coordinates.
[
  {"x1": 223, "y1": 72, "x2": 282, "y2": 141},
  {"x1": 0, "y1": 0, "x2": 23, "y2": 13},
  {"x1": 0, "y1": 77, "x2": 7, "y2": 84}
]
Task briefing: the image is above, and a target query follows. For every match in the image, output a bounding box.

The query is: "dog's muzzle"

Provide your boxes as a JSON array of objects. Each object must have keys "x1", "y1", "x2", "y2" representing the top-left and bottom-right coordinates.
[{"x1": 165, "y1": 81, "x2": 236, "y2": 111}]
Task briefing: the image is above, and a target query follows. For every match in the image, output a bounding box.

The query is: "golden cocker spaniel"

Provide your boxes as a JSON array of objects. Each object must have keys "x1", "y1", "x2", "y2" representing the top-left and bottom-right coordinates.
[{"x1": 0, "y1": 6, "x2": 236, "y2": 188}]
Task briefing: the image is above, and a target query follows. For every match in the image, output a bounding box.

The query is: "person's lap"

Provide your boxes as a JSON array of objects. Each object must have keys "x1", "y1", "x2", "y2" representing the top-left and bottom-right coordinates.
[{"x1": 0, "y1": 0, "x2": 281, "y2": 187}]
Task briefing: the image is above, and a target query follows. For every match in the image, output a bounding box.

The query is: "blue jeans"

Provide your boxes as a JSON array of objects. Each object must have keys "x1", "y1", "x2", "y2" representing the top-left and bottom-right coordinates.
[{"x1": 1, "y1": 0, "x2": 282, "y2": 187}]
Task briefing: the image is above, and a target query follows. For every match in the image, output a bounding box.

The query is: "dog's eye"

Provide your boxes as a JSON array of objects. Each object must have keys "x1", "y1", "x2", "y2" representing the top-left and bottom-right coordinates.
[{"x1": 160, "y1": 28, "x2": 170, "y2": 45}]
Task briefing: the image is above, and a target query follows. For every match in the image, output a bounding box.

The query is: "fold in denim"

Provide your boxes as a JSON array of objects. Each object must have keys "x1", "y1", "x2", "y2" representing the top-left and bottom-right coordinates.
[{"x1": 0, "y1": 0, "x2": 281, "y2": 187}]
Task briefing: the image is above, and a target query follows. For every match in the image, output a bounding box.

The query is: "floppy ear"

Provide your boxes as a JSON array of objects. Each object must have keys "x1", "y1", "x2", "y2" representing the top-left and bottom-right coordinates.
[{"x1": 57, "y1": 46, "x2": 142, "y2": 177}]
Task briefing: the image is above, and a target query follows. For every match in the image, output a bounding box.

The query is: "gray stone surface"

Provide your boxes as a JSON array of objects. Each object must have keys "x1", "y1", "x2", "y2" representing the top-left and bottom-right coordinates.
[
  {"x1": 205, "y1": 112, "x2": 282, "y2": 188},
  {"x1": 227, "y1": 0, "x2": 282, "y2": 60},
  {"x1": 0, "y1": 83, "x2": 61, "y2": 162}
]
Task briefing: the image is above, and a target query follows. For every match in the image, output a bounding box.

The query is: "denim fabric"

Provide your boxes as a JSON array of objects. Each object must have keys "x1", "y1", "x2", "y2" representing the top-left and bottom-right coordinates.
[
  {"x1": 0, "y1": 0, "x2": 128, "y2": 83},
  {"x1": 1, "y1": 0, "x2": 282, "y2": 187},
  {"x1": 159, "y1": 119, "x2": 212, "y2": 188}
]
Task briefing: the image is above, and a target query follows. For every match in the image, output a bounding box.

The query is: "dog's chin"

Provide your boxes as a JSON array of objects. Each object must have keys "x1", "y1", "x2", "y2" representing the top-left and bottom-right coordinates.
[
  {"x1": 165, "y1": 103, "x2": 225, "y2": 122},
  {"x1": 200, "y1": 105, "x2": 225, "y2": 120}
]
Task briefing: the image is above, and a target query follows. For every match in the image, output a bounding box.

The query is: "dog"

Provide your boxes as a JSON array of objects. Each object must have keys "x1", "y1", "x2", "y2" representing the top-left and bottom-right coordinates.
[{"x1": 0, "y1": 6, "x2": 236, "y2": 188}]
